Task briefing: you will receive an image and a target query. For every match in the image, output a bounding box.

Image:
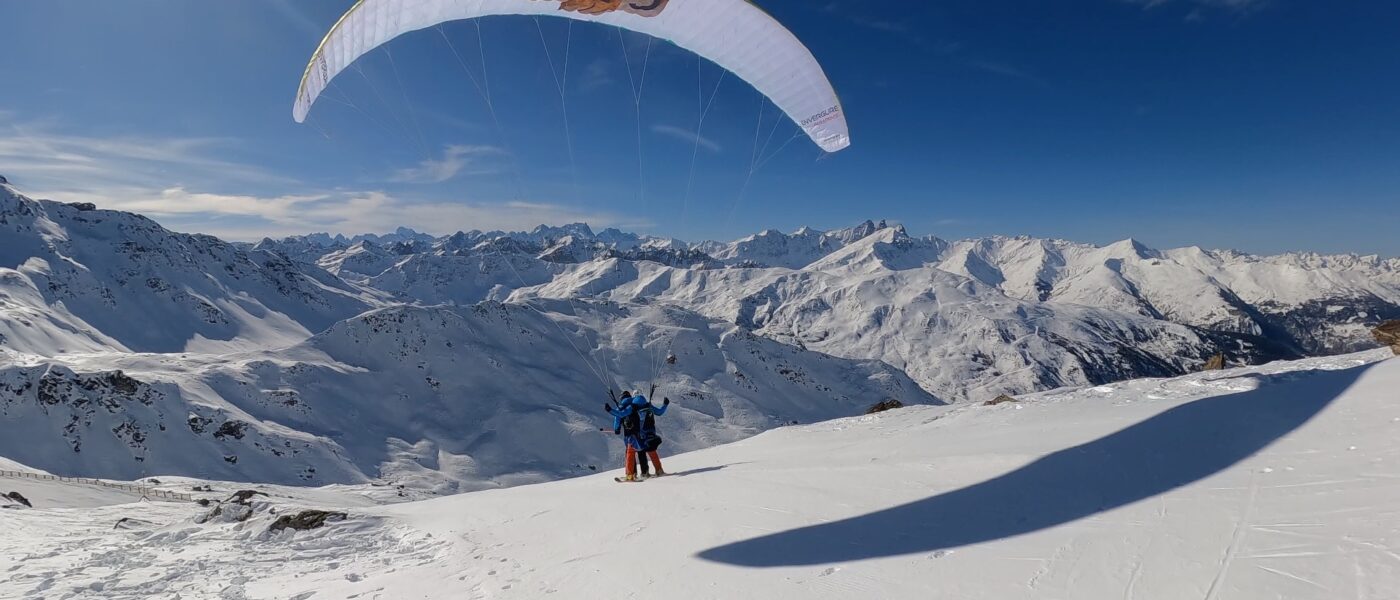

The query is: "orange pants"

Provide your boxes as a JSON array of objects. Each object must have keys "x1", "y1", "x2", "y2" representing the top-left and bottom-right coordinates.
[{"x1": 625, "y1": 447, "x2": 664, "y2": 477}]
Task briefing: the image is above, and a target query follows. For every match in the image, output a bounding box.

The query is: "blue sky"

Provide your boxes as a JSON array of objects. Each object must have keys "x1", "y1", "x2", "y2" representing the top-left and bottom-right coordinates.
[{"x1": 1, "y1": 0, "x2": 1397, "y2": 255}]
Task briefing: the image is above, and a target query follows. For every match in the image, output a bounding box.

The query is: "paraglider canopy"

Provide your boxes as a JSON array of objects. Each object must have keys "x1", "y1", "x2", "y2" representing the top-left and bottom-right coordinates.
[{"x1": 294, "y1": 0, "x2": 850, "y2": 153}]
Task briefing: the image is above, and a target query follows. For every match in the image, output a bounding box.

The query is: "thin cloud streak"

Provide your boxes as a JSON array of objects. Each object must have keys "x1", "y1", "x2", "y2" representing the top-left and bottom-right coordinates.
[
  {"x1": 651, "y1": 125, "x2": 723, "y2": 153},
  {"x1": 0, "y1": 115, "x2": 639, "y2": 241},
  {"x1": 1120, "y1": 0, "x2": 1272, "y2": 14},
  {"x1": 967, "y1": 60, "x2": 1052, "y2": 89},
  {"x1": 389, "y1": 144, "x2": 505, "y2": 184}
]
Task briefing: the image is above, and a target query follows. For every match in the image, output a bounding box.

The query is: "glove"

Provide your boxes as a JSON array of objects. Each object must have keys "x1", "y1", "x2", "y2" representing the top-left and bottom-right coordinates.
[
  {"x1": 604, "y1": 403, "x2": 613, "y2": 413},
  {"x1": 613, "y1": 428, "x2": 621, "y2": 435},
  {"x1": 663, "y1": 398, "x2": 671, "y2": 406}
]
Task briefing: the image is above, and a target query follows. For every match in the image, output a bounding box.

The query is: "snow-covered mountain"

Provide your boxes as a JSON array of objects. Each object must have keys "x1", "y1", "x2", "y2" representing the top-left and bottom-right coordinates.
[
  {"x1": 3, "y1": 350, "x2": 1393, "y2": 599},
  {"x1": 262, "y1": 218, "x2": 1399, "y2": 380},
  {"x1": 521, "y1": 236, "x2": 1269, "y2": 402},
  {"x1": 0, "y1": 300, "x2": 931, "y2": 490},
  {"x1": 3, "y1": 176, "x2": 1396, "y2": 493},
  {"x1": 932, "y1": 235, "x2": 1400, "y2": 355},
  {"x1": 0, "y1": 183, "x2": 374, "y2": 357}
]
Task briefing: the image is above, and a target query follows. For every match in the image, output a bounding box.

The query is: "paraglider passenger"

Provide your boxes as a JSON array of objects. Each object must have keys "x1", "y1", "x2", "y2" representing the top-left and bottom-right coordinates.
[{"x1": 606, "y1": 391, "x2": 671, "y2": 481}]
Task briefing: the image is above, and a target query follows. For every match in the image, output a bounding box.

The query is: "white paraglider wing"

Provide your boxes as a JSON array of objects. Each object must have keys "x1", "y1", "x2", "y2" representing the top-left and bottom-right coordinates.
[{"x1": 294, "y1": 0, "x2": 850, "y2": 152}]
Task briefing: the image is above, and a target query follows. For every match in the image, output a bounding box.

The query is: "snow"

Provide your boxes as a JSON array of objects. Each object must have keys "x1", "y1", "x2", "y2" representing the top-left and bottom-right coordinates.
[
  {"x1": 4, "y1": 177, "x2": 1397, "y2": 494},
  {"x1": 0, "y1": 300, "x2": 933, "y2": 490},
  {"x1": 3, "y1": 178, "x2": 1400, "y2": 597},
  {"x1": 0, "y1": 184, "x2": 375, "y2": 356},
  {"x1": 2, "y1": 350, "x2": 1395, "y2": 599}
]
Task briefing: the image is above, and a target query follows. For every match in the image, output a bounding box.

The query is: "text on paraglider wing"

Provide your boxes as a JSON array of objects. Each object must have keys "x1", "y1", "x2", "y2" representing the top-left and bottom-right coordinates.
[{"x1": 801, "y1": 106, "x2": 843, "y2": 128}]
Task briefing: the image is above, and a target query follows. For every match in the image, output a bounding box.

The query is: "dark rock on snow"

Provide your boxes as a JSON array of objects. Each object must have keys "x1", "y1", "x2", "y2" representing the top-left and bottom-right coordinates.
[
  {"x1": 196, "y1": 489, "x2": 269, "y2": 523},
  {"x1": 268, "y1": 509, "x2": 348, "y2": 533},
  {"x1": 865, "y1": 399, "x2": 904, "y2": 414},
  {"x1": 227, "y1": 490, "x2": 267, "y2": 505},
  {"x1": 113, "y1": 517, "x2": 158, "y2": 530},
  {"x1": 1374, "y1": 321, "x2": 1400, "y2": 356},
  {"x1": 4, "y1": 491, "x2": 33, "y2": 508},
  {"x1": 985, "y1": 395, "x2": 1019, "y2": 406}
]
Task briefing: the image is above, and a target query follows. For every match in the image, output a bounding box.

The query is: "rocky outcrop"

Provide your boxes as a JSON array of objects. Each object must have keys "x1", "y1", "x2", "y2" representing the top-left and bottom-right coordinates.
[
  {"x1": 268, "y1": 509, "x2": 348, "y2": 533},
  {"x1": 1375, "y1": 321, "x2": 1400, "y2": 355},
  {"x1": 4, "y1": 491, "x2": 32, "y2": 508},
  {"x1": 865, "y1": 399, "x2": 904, "y2": 414},
  {"x1": 196, "y1": 489, "x2": 268, "y2": 524},
  {"x1": 985, "y1": 395, "x2": 1019, "y2": 406},
  {"x1": 1202, "y1": 354, "x2": 1227, "y2": 371}
]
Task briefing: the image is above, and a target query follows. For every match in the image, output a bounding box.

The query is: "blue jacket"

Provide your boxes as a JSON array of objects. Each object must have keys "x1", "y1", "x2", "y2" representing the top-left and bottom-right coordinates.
[
  {"x1": 608, "y1": 400, "x2": 634, "y2": 433},
  {"x1": 609, "y1": 396, "x2": 668, "y2": 444},
  {"x1": 631, "y1": 395, "x2": 668, "y2": 416}
]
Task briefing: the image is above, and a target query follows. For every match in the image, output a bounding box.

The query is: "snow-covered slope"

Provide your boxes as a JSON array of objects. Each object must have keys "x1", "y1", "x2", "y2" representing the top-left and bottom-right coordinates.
[
  {"x1": 935, "y1": 236, "x2": 1400, "y2": 354},
  {"x1": 257, "y1": 219, "x2": 1398, "y2": 401},
  {"x1": 261, "y1": 216, "x2": 1399, "y2": 363},
  {"x1": 522, "y1": 229, "x2": 1290, "y2": 402},
  {"x1": 4, "y1": 174, "x2": 1396, "y2": 497},
  {"x1": 0, "y1": 300, "x2": 933, "y2": 490},
  {"x1": 3, "y1": 351, "x2": 1393, "y2": 599},
  {"x1": 0, "y1": 183, "x2": 375, "y2": 356}
]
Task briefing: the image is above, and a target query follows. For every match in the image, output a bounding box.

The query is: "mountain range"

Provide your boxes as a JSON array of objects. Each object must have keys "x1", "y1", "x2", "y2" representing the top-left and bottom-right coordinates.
[{"x1": 2, "y1": 178, "x2": 1396, "y2": 490}]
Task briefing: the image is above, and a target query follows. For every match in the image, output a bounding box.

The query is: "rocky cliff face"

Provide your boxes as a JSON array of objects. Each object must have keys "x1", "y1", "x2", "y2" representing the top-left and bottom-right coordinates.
[{"x1": 1374, "y1": 321, "x2": 1400, "y2": 355}]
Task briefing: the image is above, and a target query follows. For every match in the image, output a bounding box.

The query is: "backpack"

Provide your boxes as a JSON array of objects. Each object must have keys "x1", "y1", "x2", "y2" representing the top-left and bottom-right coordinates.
[
  {"x1": 637, "y1": 404, "x2": 663, "y2": 451},
  {"x1": 620, "y1": 404, "x2": 642, "y2": 437}
]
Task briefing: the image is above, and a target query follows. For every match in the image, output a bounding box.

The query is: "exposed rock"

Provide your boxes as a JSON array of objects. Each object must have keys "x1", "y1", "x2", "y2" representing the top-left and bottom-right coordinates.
[
  {"x1": 268, "y1": 509, "x2": 348, "y2": 533},
  {"x1": 67, "y1": 202, "x2": 97, "y2": 212},
  {"x1": 0, "y1": 174, "x2": 8, "y2": 184},
  {"x1": 104, "y1": 371, "x2": 141, "y2": 394},
  {"x1": 227, "y1": 490, "x2": 266, "y2": 505},
  {"x1": 213, "y1": 420, "x2": 249, "y2": 440},
  {"x1": 1202, "y1": 354, "x2": 1227, "y2": 371},
  {"x1": 113, "y1": 517, "x2": 157, "y2": 530},
  {"x1": 188, "y1": 415, "x2": 214, "y2": 434},
  {"x1": 1374, "y1": 321, "x2": 1400, "y2": 356},
  {"x1": 865, "y1": 399, "x2": 904, "y2": 414},
  {"x1": 984, "y1": 395, "x2": 1019, "y2": 406},
  {"x1": 196, "y1": 489, "x2": 268, "y2": 524},
  {"x1": 4, "y1": 491, "x2": 33, "y2": 508}
]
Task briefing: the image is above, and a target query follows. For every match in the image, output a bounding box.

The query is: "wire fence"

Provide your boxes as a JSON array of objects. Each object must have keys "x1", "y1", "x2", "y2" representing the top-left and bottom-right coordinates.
[{"x1": 0, "y1": 469, "x2": 194, "y2": 502}]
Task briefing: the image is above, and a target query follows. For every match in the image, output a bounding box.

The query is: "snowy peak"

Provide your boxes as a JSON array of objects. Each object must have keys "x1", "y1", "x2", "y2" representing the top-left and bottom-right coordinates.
[
  {"x1": 804, "y1": 225, "x2": 936, "y2": 272},
  {"x1": 0, "y1": 185, "x2": 374, "y2": 355},
  {"x1": 707, "y1": 220, "x2": 902, "y2": 269}
]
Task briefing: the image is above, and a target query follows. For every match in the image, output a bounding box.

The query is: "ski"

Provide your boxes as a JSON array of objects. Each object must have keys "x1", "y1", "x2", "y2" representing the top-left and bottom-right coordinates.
[{"x1": 614, "y1": 477, "x2": 645, "y2": 483}]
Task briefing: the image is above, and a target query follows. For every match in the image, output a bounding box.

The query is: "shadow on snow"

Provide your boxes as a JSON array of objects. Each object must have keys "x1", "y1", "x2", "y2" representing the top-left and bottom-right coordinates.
[{"x1": 697, "y1": 363, "x2": 1373, "y2": 567}]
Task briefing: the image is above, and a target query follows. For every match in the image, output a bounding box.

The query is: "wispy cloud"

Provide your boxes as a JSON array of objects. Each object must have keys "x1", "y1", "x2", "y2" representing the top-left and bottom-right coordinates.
[
  {"x1": 967, "y1": 60, "x2": 1052, "y2": 89},
  {"x1": 0, "y1": 114, "x2": 640, "y2": 241},
  {"x1": 818, "y1": 1, "x2": 924, "y2": 46},
  {"x1": 0, "y1": 120, "x2": 295, "y2": 192},
  {"x1": 576, "y1": 59, "x2": 616, "y2": 93},
  {"x1": 1120, "y1": 0, "x2": 1271, "y2": 16},
  {"x1": 389, "y1": 144, "x2": 504, "y2": 184},
  {"x1": 650, "y1": 125, "x2": 722, "y2": 153},
  {"x1": 133, "y1": 191, "x2": 652, "y2": 241}
]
